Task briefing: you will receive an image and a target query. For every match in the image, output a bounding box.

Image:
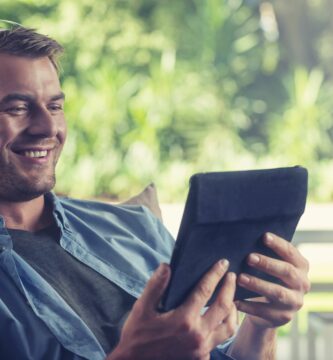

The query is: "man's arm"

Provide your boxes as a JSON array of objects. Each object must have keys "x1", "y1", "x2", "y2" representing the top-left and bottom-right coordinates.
[
  {"x1": 107, "y1": 260, "x2": 237, "y2": 360},
  {"x1": 228, "y1": 232, "x2": 310, "y2": 360}
]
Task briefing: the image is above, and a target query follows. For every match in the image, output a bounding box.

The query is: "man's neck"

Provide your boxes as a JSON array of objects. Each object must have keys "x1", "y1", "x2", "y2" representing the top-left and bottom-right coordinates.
[{"x1": 0, "y1": 195, "x2": 53, "y2": 232}]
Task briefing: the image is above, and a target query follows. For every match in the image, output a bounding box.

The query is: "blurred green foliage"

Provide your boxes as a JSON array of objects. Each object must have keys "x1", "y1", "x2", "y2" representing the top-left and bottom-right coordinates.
[{"x1": 1, "y1": 0, "x2": 333, "y2": 201}]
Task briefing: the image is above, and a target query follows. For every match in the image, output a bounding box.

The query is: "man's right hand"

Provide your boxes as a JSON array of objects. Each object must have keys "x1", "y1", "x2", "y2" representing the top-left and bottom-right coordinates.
[{"x1": 107, "y1": 260, "x2": 237, "y2": 360}]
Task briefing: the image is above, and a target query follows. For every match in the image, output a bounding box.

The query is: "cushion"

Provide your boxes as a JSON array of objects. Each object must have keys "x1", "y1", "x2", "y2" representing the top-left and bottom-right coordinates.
[{"x1": 121, "y1": 183, "x2": 163, "y2": 222}]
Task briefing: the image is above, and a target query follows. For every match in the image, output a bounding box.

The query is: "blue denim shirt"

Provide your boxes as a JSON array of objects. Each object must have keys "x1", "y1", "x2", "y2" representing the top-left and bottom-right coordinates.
[{"x1": 0, "y1": 193, "x2": 233, "y2": 360}]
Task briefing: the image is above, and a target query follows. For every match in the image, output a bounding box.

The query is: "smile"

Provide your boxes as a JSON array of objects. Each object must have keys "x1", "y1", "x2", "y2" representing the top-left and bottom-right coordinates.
[
  {"x1": 11, "y1": 147, "x2": 52, "y2": 162},
  {"x1": 22, "y1": 150, "x2": 48, "y2": 158}
]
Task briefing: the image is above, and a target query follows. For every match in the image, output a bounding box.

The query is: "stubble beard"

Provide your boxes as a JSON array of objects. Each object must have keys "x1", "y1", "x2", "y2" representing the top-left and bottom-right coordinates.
[{"x1": 0, "y1": 160, "x2": 57, "y2": 202}]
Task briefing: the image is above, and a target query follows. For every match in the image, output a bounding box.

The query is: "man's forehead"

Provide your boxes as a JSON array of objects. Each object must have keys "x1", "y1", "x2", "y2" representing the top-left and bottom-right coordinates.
[
  {"x1": 0, "y1": 54, "x2": 62, "y2": 98},
  {"x1": 0, "y1": 53, "x2": 58, "y2": 71},
  {"x1": 0, "y1": 53, "x2": 56, "y2": 70}
]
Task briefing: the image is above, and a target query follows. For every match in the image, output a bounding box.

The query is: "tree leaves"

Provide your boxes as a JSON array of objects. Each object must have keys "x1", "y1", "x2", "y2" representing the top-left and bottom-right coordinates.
[{"x1": 2, "y1": 0, "x2": 333, "y2": 201}]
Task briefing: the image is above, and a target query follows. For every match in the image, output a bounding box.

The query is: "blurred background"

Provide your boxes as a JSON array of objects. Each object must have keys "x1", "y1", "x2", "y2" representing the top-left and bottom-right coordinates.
[
  {"x1": 1, "y1": 0, "x2": 333, "y2": 201},
  {"x1": 1, "y1": 0, "x2": 333, "y2": 359}
]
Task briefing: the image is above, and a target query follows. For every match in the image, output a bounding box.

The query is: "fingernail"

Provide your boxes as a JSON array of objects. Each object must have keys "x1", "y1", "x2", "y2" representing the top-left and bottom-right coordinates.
[
  {"x1": 264, "y1": 232, "x2": 274, "y2": 245},
  {"x1": 228, "y1": 272, "x2": 236, "y2": 281},
  {"x1": 248, "y1": 254, "x2": 260, "y2": 265},
  {"x1": 219, "y1": 259, "x2": 229, "y2": 269},
  {"x1": 239, "y1": 274, "x2": 250, "y2": 284}
]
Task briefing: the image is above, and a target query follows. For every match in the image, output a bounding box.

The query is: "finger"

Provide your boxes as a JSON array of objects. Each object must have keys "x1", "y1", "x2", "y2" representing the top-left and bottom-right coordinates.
[
  {"x1": 138, "y1": 263, "x2": 171, "y2": 313},
  {"x1": 237, "y1": 273, "x2": 303, "y2": 308},
  {"x1": 246, "y1": 253, "x2": 305, "y2": 290},
  {"x1": 236, "y1": 300, "x2": 294, "y2": 326},
  {"x1": 210, "y1": 304, "x2": 238, "y2": 348},
  {"x1": 203, "y1": 272, "x2": 236, "y2": 328},
  {"x1": 263, "y1": 233, "x2": 309, "y2": 271},
  {"x1": 179, "y1": 259, "x2": 229, "y2": 314}
]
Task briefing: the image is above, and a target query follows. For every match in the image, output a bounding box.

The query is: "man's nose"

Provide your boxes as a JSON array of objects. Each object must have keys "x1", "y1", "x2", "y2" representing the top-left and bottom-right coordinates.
[{"x1": 27, "y1": 106, "x2": 58, "y2": 137}]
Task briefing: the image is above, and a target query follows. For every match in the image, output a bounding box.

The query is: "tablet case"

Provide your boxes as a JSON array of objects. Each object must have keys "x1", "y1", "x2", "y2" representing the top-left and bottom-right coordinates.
[{"x1": 161, "y1": 166, "x2": 308, "y2": 312}]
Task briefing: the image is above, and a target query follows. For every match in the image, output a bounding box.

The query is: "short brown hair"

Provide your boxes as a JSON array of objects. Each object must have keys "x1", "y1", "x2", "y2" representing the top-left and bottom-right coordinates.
[{"x1": 0, "y1": 26, "x2": 63, "y2": 72}]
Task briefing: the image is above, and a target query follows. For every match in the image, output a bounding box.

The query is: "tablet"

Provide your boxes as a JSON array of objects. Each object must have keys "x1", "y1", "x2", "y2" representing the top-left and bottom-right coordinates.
[{"x1": 161, "y1": 166, "x2": 308, "y2": 312}]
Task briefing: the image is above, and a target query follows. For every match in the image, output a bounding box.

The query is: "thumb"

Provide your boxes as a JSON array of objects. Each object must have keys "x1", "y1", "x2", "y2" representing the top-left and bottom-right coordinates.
[{"x1": 138, "y1": 263, "x2": 171, "y2": 312}]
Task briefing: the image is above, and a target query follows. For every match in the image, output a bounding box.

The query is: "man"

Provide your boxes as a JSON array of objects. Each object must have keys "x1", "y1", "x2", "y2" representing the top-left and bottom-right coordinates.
[{"x1": 0, "y1": 26, "x2": 310, "y2": 360}]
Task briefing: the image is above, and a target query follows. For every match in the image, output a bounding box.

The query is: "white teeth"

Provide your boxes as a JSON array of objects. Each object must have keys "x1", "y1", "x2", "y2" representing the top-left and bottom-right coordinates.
[{"x1": 23, "y1": 150, "x2": 48, "y2": 158}]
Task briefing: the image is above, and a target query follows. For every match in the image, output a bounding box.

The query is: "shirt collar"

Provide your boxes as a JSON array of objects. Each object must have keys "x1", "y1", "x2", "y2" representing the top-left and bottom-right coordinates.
[{"x1": 45, "y1": 192, "x2": 73, "y2": 235}]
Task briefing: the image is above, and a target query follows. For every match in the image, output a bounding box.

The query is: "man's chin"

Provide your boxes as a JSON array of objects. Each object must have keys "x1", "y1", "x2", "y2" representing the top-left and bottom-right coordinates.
[
  {"x1": 9, "y1": 188, "x2": 53, "y2": 202},
  {"x1": 0, "y1": 162, "x2": 57, "y2": 202},
  {"x1": 1, "y1": 178, "x2": 56, "y2": 202}
]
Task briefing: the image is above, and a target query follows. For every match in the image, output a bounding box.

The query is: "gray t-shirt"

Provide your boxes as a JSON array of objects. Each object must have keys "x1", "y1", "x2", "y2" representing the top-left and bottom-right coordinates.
[{"x1": 8, "y1": 223, "x2": 136, "y2": 353}]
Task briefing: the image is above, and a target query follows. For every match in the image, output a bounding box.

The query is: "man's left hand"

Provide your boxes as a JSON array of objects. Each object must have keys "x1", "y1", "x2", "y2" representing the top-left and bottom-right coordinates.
[{"x1": 236, "y1": 232, "x2": 311, "y2": 328}]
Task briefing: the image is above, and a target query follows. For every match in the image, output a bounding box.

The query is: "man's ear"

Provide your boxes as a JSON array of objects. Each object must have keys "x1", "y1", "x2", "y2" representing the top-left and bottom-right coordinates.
[{"x1": 121, "y1": 183, "x2": 163, "y2": 222}]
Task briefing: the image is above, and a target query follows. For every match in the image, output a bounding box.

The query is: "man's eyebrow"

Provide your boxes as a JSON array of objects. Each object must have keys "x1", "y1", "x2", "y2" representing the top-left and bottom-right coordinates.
[
  {"x1": 0, "y1": 93, "x2": 34, "y2": 104},
  {"x1": 50, "y1": 92, "x2": 66, "y2": 102},
  {"x1": 0, "y1": 92, "x2": 65, "y2": 105}
]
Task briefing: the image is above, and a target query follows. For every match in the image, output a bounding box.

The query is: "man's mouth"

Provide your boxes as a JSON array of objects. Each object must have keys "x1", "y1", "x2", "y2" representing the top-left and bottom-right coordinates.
[
  {"x1": 21, "y1": 150, "x2": 48, "y2": 158},
  {"x1": 11, "y1": 140, "x2": 59, "y2": 162},
  {"x1": 12, "y1": 148, "x2": 51, "y2": 160}
]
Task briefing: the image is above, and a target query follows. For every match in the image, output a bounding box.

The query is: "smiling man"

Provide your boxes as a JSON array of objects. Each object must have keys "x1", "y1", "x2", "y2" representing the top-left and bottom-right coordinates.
[
  {"x1": 0, "y1": 26, "x2": 310, "y2": 360},
  {"x1": 0, "y1": 54, "x2": 65, "y2": 202}
]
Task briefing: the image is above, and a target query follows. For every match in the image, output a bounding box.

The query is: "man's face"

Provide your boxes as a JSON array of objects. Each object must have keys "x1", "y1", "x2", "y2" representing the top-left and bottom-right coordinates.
[{"x1": 0, "y1": 54, "x2": 67, "y2": 202}]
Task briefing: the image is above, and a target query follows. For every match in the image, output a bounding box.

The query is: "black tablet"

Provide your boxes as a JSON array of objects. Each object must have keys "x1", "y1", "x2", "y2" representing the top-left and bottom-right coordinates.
[{"x1": 161, "y1": 166, "x2": 308, "y2": 312}]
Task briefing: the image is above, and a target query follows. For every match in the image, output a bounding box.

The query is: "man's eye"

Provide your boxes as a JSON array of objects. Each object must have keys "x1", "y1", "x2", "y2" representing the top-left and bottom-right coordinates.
[
  {"x1": 6, "y1": 106, "x2": 28, "y2": 115},
  {"x1": 48, "y1": 103, "x2": 63, "y2": 112}
]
